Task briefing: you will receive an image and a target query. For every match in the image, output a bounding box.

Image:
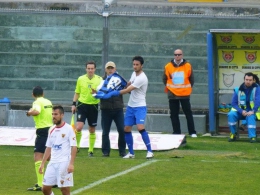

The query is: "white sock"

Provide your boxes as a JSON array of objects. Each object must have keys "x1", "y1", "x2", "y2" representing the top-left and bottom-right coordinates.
[{"x1": 50, "y1": 192, "x2": 55, "y2": 195}]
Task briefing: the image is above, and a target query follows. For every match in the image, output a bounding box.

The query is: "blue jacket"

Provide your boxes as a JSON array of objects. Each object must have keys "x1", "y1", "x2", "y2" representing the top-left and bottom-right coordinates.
[{"x1": 231, "y1": 83, "x2": 260, "y2": 114}]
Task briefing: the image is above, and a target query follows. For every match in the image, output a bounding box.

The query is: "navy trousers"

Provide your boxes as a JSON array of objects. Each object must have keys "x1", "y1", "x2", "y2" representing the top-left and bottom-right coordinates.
[
  {"x1": 101, "y1": 109, "x2": 126, "y2": 155},
  {"x1": 169, "y1": 99, "x2": 196, "y2": 135}
]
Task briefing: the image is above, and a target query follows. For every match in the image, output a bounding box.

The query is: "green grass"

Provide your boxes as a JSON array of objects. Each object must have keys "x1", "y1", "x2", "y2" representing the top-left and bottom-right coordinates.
[{"x1": 1, "y1": 136, "x2": 260, "y2": 195}]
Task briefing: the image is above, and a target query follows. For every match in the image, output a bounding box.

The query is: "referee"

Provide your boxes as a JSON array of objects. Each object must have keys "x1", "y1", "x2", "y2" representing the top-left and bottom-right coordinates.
[
  {"x1": 71, "y1": 61, "x2": 102, "y2": 156},
  {"x1": 26, "y1": 86, "x2": 53, "y2": 191}
]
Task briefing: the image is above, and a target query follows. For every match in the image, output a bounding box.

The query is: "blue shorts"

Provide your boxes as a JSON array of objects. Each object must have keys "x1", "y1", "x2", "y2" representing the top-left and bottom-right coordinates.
[{"x1": 124, "y1": 106, "x2": 147, "y2": 126}]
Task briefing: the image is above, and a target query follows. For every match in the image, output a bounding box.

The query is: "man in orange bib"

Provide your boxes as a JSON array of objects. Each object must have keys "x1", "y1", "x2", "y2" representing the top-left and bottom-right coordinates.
[{"x1": 163, "y1": 49, "x2": 197, "y2": 137}]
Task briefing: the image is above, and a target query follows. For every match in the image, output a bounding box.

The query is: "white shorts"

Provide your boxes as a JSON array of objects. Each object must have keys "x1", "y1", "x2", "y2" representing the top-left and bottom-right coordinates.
[{"x1": 43, "y1": 161, "x2": 74, "y2": 188}]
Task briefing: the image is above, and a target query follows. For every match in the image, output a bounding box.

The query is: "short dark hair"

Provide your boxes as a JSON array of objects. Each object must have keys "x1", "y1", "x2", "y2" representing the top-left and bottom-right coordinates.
[
  {"x1": 86, "y1": 61, "x2": 96, "y2": 68},
  {"x1": 53, "y1": 105, "x2": 64, "y2": 114},
  {"x1": 132, "y1": 56, "x2": 144, "y2": 65},
  {"x1": 32, "y1": 86, "x2": 43, "y2": 97},
  {"x1": 254, "y1": 74, "x2": 260, "y2": 84},
  {"x1": 244, "y1": 72, "x2": 254, "y2": 79}
]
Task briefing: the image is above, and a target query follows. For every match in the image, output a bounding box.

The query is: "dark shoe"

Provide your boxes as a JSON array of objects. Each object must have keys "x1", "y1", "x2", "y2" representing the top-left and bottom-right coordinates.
[
  {"x1": 250, "y1": 137, "x2": 257, "y2": 143},
  {"x1": 102, "y1": 153, "x2": 110, "y2": 157},
  {"x1": 88, "y1": 152, "x2": 94, "y2": 157},
  {"x1": 27, "y1": 184, "x2": 42, "y2": 191},
  {"x1": 239, "y1": 124, "x2": 246, "y2": 131},
  {"x1": 119, "y1": 153, "x2": 126, "y2": 157},
  {"x1": 228, "y1": 133, "x2": 237, "y2": 142}
]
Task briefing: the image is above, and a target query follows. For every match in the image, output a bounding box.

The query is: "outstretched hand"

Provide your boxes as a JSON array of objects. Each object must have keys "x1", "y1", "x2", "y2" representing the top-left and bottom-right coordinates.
[{"x1": 101, "y1": 90, "x2": 120, "y2": 99}]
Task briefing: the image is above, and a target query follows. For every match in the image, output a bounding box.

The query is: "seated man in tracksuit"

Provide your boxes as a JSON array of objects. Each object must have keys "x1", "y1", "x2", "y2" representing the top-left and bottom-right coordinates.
[
  {"x1": 228, "y1": 72, "x2": 260, "y2": 143},
  {"x1": 234, "y1": 74, "x2": 260, "y2": 131}
]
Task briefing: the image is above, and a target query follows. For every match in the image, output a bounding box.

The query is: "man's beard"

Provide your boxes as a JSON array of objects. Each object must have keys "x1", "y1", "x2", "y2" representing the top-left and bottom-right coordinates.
[{"x1": 54, "y1": 119, "x2": 62, "y2": 126}]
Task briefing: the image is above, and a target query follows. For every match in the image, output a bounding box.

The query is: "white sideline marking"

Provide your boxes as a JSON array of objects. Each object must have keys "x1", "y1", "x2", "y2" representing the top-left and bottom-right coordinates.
[{"x1": 71, "y1": 160, "x2": 158, "y2": 195}]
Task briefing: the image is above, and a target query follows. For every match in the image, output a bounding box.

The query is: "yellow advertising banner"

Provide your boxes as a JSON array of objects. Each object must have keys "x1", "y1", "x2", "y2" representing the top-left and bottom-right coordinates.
[
  {"x1": 216, "y1": 33, "x2": 260, "y2": 49},
  {"x1": 216, "y1": 33, "x2": 260, "y2": 112},
  {"x1": 216, "y1": 33, "x2": 260, "y2": 93}
]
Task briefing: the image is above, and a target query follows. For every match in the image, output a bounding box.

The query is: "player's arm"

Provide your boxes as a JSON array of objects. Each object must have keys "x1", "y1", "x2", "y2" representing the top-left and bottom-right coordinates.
[
  {"x1": 67, "y1": 146, "x2": 77, "y2": 173},
  {"x1": 26, "y1": 102, "x2": 41, "y2": 117},
  {"x1": 100, "y1": 83, "x2": 136, "y2": 99},
  {"x1": 71, "y1": 93, "x2": 79, "y2": 113},
  {"x1": 67, "y1": 127, "x2": 77, "y2": 173},
  {"x1": 72, "y1": 93, "x2": 79, "y2": 103},
  {"x1": 119, "y1": 84, "x2": 136, "y2": 95},
  {"x1": 26, "y1": 108, "x2": 40, "y2": 116},
  {"x1": 39, "y1": 147, "x2": 51, "y2": 174},
  {"x1": 126, "y1": 81, "x2": 131, "y2": 87}
]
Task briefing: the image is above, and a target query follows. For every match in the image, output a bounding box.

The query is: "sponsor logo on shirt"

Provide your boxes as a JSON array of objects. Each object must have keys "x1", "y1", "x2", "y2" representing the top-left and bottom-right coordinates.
[{"x1": 52, "y1": 144, "x2": 62, "y2": 150}]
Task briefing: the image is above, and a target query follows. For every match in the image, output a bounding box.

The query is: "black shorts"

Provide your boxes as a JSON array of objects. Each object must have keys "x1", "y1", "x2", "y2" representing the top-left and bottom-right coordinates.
[
  {"x1": 77, "y1": 102, "x2": 99, "y2": 127},
  {"x1": 34, "y1": 127, "x2": 50, "y2": 153}
]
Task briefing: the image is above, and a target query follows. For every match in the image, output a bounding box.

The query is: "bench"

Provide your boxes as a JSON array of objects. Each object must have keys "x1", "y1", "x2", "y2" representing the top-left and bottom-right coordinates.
[{"x1": 217, "y1": 93, "x2": 260, "y2": 136}]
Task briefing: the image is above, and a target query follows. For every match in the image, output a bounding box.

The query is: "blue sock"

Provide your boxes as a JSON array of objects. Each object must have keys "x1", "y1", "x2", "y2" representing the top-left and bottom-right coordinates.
[
  {"x1": 125, "y1": 132, "x2": 134, "y2": 154},
  {"x1": 139, "y1": 129, "x2": 152, "y2": 152}
]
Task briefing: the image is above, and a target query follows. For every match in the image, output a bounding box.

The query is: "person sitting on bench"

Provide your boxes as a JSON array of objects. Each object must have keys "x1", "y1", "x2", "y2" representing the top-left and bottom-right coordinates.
[
  {"x1": 228, "y1": 72, "x2": 260, "y2": 143},
  {"x1": 235, "y1": 74, "x2": 260, "y2": 131}
]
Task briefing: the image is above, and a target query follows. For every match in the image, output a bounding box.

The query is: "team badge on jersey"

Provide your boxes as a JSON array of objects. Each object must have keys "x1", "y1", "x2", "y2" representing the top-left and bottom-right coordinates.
[
  {"x1": 222, "y1": 73, "x2": 235, "y2": 88},
  {"x1": 220, "y1": 35, "x2": 232, "y2": 43},
  {"x1": 222, "y1": 51, "x2": 234, "y2": 63},
  {"x1": 243, "y1": 36, "x2": 255, "y2": 44},
  {"x1": 245, "y1": 51, "x2": 257, "y2": 63},
  {"x1": 62, "y1": 134, "x2": 65, "y2": 138}
]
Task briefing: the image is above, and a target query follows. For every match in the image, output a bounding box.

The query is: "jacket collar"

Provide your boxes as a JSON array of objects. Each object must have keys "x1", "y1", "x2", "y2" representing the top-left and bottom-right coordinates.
[
  {"x1": 171, "y1": 59, "x2": 187, "y2": 67},
  {"x1": 239, "y1": 82, "x2": 258, "y2": 91}
]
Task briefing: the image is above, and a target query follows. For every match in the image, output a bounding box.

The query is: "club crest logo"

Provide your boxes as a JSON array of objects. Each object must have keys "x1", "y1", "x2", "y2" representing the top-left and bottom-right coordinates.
[
  {"x1": 245, "y1": 51, "x2": 257, "y2": 63},
  {"x1": 243, "y1": 36, "x2": 255, "y2": 44},
  {"x1": 222, "y1": 73, "x2": 235, "y2": 88},
  {"x1": 107, "y1": 75, "x2": 124, "y2": 90},
  {"x1": 220, "y1": 36, "x2": 232, "y2": 43},
  {"x1": 93, "y1": 72, "x2": 127, "y2": 99},
  {"x1": 222, "y1": 51, "x2": 234, "y2": 63},
  {"x1": 62, "y1": 134, "x2": 65, "y2": 138}
]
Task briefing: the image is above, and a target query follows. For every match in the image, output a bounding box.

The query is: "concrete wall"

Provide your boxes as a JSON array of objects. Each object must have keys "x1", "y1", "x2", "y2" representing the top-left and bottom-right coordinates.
[
  {"x1": 0, "y1": 2, "x2": 259, "y2": 109},
  {"x1": 0, "y1": 11, "x2": 209, "y2": 107},
  {"x1": 7, "y1": 110, "x2": 206, "y2": 134},
  {"x1": 0, "y1": 2, "x2": 260, "y2": 132}
]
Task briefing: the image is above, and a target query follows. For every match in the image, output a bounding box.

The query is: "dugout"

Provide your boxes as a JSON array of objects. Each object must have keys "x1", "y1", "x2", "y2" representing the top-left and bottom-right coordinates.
[{"x1": 207, "y1": 29, "x2": 260, "y2": 134}]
